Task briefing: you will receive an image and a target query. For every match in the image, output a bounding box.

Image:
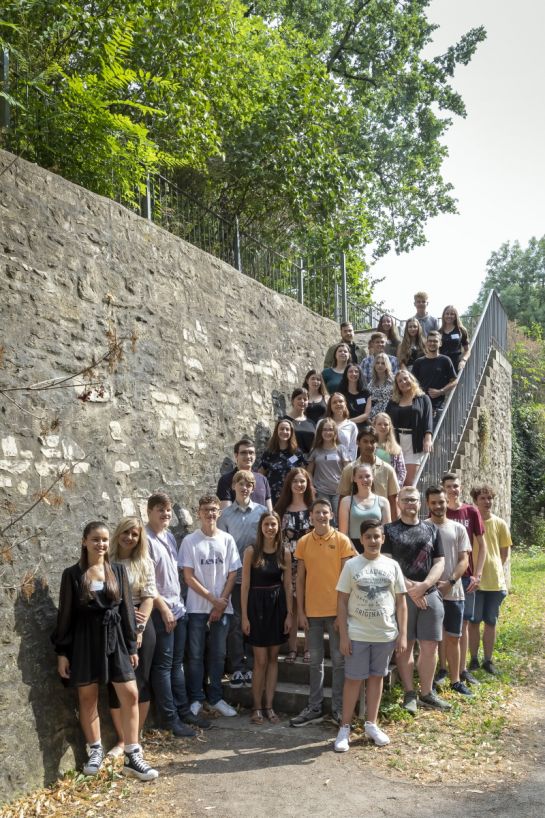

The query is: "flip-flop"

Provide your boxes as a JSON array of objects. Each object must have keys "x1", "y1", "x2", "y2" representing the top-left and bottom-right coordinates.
[
  {"x1": 303, "y1": 650, "x2": 311, "y2": 663},
  {"x1": 264, "y1": 708, "x2": 280, "y2": 724},
  {"x1": 251, "y1": 709, "x2": 264, "y2": 725},
  {"x1": 284, "y1": 650, "x2": 297, "y2": 664}
]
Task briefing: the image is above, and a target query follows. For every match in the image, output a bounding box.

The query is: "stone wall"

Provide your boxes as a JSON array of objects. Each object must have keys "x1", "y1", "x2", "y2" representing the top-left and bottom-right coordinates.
[{"x1": 0, "y1": 150, "x2": 338, "y2": 801}]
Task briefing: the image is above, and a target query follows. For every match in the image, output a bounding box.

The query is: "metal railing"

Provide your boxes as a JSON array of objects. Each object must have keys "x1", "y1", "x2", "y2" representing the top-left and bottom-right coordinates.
[{"x1": 415, "y1": 290, "x2": 508, "y2": 493}]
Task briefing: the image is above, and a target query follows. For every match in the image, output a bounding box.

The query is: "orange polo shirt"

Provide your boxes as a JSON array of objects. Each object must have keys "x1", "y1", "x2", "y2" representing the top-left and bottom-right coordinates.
[{"x1": 295, "y1": 529, "x2": 355, "y2": 617}]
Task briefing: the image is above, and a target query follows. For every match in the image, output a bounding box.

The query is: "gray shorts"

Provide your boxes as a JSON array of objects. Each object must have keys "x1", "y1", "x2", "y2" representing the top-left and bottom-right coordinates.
[
  {"x1": 406, "y1": 590, "x2": 444, "y2": 642},
  {"x1": 344, "y1": 639, "x2": 397, "y2": 680}
]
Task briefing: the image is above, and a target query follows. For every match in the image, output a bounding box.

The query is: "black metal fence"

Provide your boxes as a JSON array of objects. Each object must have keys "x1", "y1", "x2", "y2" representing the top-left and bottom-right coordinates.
[{"x1": 415, "y1": 289, "x2": 508, "y2": 493}]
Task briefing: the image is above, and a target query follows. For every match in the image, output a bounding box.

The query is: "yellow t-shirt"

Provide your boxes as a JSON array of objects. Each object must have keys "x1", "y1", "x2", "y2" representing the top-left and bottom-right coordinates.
[
  {"x1": 473, "y1": 515, "x2": 512, "y2": 591},
  {"x1": 295, "y1": 529, "x2": 356, "y2": 617}
]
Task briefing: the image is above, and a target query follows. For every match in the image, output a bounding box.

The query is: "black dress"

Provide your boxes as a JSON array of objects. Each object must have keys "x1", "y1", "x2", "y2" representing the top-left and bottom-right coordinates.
[
  {"x1": 247, "y1": 553, "x2": 288, "y2": 647},
  {"x1": 52, "y1": 562, "x2": 137, "y2": 686}
]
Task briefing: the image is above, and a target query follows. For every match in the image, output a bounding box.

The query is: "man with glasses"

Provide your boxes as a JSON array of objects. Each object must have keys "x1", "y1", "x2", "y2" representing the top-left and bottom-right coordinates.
[
  {"x1": 217, "y1": 438, "x2": 272, "y2": 511},
  {"x1": 180, "y1": 495, "x2": 241, "y2": 718},
  {"x1": 383, "y1": 486, "x2": 449, "y2": 713}
]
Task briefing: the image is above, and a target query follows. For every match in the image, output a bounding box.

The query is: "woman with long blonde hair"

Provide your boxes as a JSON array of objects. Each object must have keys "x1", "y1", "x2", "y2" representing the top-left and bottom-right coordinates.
[
  {"x1": 372, "y1": 412, "x2": 407, "y2": 487},
  {"x1": 440, "y1": 305, "x2": 470, "y2": 372},
  {"x1": 398, "y1": 318, "x2": 426, "y2": 371},
  {"x1": 386, "y1": 370, "x2": 433, "y2": 485},
  {"x1": 368, "y1": 353, "x2": 395, "y2": 419}
]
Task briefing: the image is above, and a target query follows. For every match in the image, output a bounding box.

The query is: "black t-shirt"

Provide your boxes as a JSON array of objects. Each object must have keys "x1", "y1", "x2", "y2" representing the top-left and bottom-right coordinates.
[
  {"x1": 282, "y1": 415, "x2": 316, "y2": 455},
  {"x1": 382, "y1": 519, "x2": 444, "y2": 586},
  {"x1": 344, "y1": 389, "x2": 371, "y2": 420},
  {"x1": 412, "y1": 355, "x2": 457, "y2": 406}
]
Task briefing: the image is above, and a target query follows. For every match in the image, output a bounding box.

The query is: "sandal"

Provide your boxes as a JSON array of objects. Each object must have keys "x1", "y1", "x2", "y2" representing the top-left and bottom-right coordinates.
[
  {"x1": 303, "y1": 650, "x2": 311, "y2": 664},
  {"x1": 250, "y1": 709, "x2": 264, "y2": 725},
  {"x1": 264, "y1": 708, "x2": 280, "y2": 724},
  {"x1": 284, "y1": 650, "x2": 297, "y2": 664}
]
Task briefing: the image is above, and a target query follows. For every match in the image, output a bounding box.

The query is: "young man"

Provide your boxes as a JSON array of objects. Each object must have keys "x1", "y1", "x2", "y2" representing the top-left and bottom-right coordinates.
[
  {"x1": 335, "y1": 520, "x2": 407, "y2": 751},
  {"x1": 180, "y1": 495, "x2": 241, "y2": 717},
  {"x1": 324, "y1": 322, "x2": 366, "y2": 368},
  {"x1": 382, "y1": 486, "x2": 449, "y2": 713},
  {"x1": 411, "y1": 331, "x2": 457, "y2": 424},
  {"x1": 441, "y1": 472, "x2": 487, "y2": 686},
  {"x1": 216, "y1": 438, "x2": 273, "y2": 511},
  {"x1": 217, "y1": 470, "x2": 266, "y2": 687},
  {"x1": 425, "y1": 487, "x2": 473, "y2": 697},
  {"x1": 360, "y1": 332, "x2": 399, "y2": 383},
  {"x1": 468, "y1": 485, "x2": 512, "y2": 675},
  {"x1": 411, "y1": 291, "x2": 439, "y2": 337},
  {"x1": 290, "y1": 499, "x2": 356, "y2": 727},
  {"x1": 146, "y1": 492, "x2": 210, "y2": 736},
  {"x1": 337, "y1": 425, "x2": 400, "y2": 519}
]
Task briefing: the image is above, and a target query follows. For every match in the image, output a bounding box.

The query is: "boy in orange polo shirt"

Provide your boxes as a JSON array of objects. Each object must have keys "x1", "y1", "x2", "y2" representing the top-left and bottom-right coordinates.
[{"x1": 290, "y1": 499, "x2": 355, "y2": 727}]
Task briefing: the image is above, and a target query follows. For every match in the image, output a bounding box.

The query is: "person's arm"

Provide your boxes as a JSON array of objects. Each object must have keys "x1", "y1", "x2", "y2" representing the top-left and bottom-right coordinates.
[
  {"x1": 296, "y1": 559, "x2": 308, "y2": 631},
  {"x1": 395, "y1": 593, "x2": 408, "y2": 653},
  {"x1": 406, "y1": 556, "x2": 445, "y2": 606},
  {"x1": 306, "y1": 458, "x2": 316, "y2": 477},
  {"x1": 337, "y1": 591, "x2": 351, "y2": 656},
  {"x1": 153, "y1": 594, "x2": 177, "y2": 632},
  {"x1": 428, "y1": 378, "x2": 457, "y2": 400},
  {"x1": 183, "y1": 567, "x2": 229, "y2": 612},
  {"x1": 338, "y1": 495, "x2": 350, "y2": 537},
  {"x1": 420, "y1": 395, "x2": 433, "y2": 453},
  {"x1": 209, "y1": 570, "x2": 238, "y2": 623},
  {"x1": 467, "y1": 533, "x2": 487, "y2": 592},
  {"x1": 379, "y1": 496, "x2": 391, "y2": 525},
  {"x1": 241, "y1": 547, "x2": 253, "y2": 636},
  {"x1": 500, "y1": 546, "x2": 510, "y2": 565},
  {"x1": 349, "y1": 396, "x2": 372, "y2": 425},
  {"x1": 388, "y1": 494, "x2": 399, "y2": 520},
  {"x1": 54, "y1": 568, "x2": 74, "y2": 680},
  {"x1": 282, "y1": 549, "x2": 293, "y2": 633},
  {"x1": 437, "y1": 550, "x2": 469, "y2": 596}
]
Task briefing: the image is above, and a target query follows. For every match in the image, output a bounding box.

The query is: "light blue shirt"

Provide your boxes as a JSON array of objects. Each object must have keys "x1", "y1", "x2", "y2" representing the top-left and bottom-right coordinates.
[{"x1": 217, "y1": 500, "x2": 267, "y2": 583}]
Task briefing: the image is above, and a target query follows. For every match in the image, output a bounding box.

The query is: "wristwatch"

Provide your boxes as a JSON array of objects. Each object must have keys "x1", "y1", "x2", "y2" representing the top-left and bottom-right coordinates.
[
  {"x1": 448, "y1": 577, "x2": 456, "y2": 587},
  {"x1": 136, "y1": 623, "x2": 146, "y2": 633}
]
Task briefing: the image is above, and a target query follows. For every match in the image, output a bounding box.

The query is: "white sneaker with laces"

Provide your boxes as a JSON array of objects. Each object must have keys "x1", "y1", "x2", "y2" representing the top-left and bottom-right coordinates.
[
  {"x1": 334, "y1": 725, "x2": 351, "y2": 753},
  {"x1": 190, "y1": 701, "x2": 203, "y2": 717},
  {"x1": 210, "y1": 699, "x2": 237, "y2": 717},
  {"x1": 364, "y1": 721, "x2": 390, "y2": 746}
]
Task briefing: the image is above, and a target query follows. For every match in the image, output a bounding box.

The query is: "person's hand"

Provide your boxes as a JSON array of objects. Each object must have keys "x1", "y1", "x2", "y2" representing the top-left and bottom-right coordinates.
[
  {"x1": 57, "y1": 656, "x2": 70, "y2": 679},
  {"x1": 162, "y1": 608, "x2": 177, "y2": 633},
  {"x1": 208, "y1": 609, "x2": 221, "y2": 623},
  {"x1": 136, "y1": 633, "x2": 143, "y2": 649},
  {"x1": 407, "y1": 581, "x2": 427, "y2": 601},
  {"x1": 437, "y1": 580, "x2": 450, "y2": 597},
  {"x1": 298, "y1": 613, "x2": 309, "y2": 632},
  {"x1": 135, "y1": 609, "x2": 147, "y2": 624},
  {"x1": 339, "y1": 636, "x2": 352, "y2": 657},
  {"x1": 213, "y1": 596, "x2": 228, "y2": 613},
  {"x1": 396, "y1": 634, "x2": 407, "y2": 654},
  {"x1": 283, "y1": 612, "x2": 293, "y2": 634},
  {"x1": 423, "y1": 437, "x2": 433, "y2": 454},
  {"x1": 428, "y1": 388, "x2": 442, "y2": 399},
  {"x1": 130, "y1": 653, "x2": 139, "y2": 669},
  {"x1": 242, "y1": 617, "x2": 251, "y2": 636},
  {"x1": 466, "y1": 574, "x2": 481, "y2": 593}
]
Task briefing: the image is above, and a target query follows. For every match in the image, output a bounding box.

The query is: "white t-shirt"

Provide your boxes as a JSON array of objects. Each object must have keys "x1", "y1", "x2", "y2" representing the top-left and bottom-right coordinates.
[
  {"x1": 179, "y1": 529, "x2": 241, "y2": 614},
  {"x1": 336, "y1": 554, "x2": 406, "y2": 642},
  {"x1": 428, "y1": 518, "x2": 471, "y2": 601}
]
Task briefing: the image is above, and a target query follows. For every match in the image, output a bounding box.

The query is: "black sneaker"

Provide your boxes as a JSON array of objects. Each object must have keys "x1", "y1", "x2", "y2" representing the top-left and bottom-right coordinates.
[
  {"x1": 402, "y1": 690, "x2": 418, "y2": 715},
  {"x1": 181, "y1": 710, "x2": 213, "y2": 730},
  {"x1": 482, "y1": 659, "x2": 499, "y2": 675},
  {"x1": 419, "y1": 691, "x2": 452, "y2": 711},
  {"x1": 468, "y1": 657, "x2": 480, "y2": 671},
  {"x1": 433, "y1": 668, "x2": 448, "y2": 688},
  {"x1": 460, "y1": 669, "x2": 481, "y2": 686},
  {"x1": 290, "y1": 706, "x2": 323, "y2": 727},
  {"x1": 83, "y1": 744, "x2": 104, "y2": 776},
  {"x1": 123, "y1": 749, "x2": 159, "y2": 781},
  {"x1": 229, "y1": 671, "x2": 245, "y2": 688},
  {"x1": 171, "y1": 719, "x2": 197, "y2": 738},
  {"x1": 451, "y1": 681, "x2": 474, "y2": 697}
]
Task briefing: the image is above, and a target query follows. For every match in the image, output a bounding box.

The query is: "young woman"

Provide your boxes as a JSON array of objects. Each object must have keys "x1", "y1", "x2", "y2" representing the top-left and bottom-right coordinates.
[
  {"x1": 339, "y1": 363, "x2": 372, "y2": 428},
  {"x1": 303, "y1": 369, "x2": 328, "y2": 426},
  {"x1": 386, "y1": 370, "x2": 433, "y2": 486},
  {"x1": 440, "y1": 305, "x2": 470, "y2": 372},
  {"x1": 274, "y1": 468, "x2": 315, "y2": 663},
  {"x1": 398, "y1": 318, "x2": 426, "y2": 371},
  {"x1": 338, "y1": 464, "x2": 391, "y2": 553},
  {"x1": 283, "y1": 387, "x2": 316, "y2": 455},
  {"x1": 241, "y1": 512, "x2": 292, "y2": 725},
  {"x1": 375, "y1": 314, "x2": 401, "y2": 357},
  {"x1": 367, "y1": 353, "x2": 395, "y2": 419},
  {"x1": 372, "y1": 412, "x2": 407, "y2": 488},
  {"x1": 108, "y1": 517, "x2": 157, "y2": 757},
  {"x1": 325, "y1": 392, "x2": 358, "y2": 460},
  {"x1": 306, "y1": 419, "x2": 351, "y2": 516},
  {"x1": 53, "y1": 522, "x2": 158, "y2": 781},
  {"x1": 321, "y1": 343, "x2": 350, "y2": 394},
  {"x1": 259, "y1": 419, "x2": 306, "y2": 505}
]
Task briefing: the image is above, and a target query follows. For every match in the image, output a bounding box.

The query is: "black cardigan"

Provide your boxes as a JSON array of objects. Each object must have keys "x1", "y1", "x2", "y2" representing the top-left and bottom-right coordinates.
[{"x1": 386, "y1": 394, "x2": 433, "y2": 454}]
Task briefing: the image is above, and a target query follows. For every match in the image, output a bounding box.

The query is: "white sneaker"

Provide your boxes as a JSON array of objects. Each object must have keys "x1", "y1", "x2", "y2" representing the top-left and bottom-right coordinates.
[
  {"x1": 190, "y1": 701, "x2": 202, "y2": 717},
  {"x1": 334, "y1": 724, "x2": 350, "y2": 753},
  {"x1": 210, "y1": 699, "x2": 237, "y2": 717},
  {"x1": 364, "y1": 721, "x2": 390, "y2": 746}
]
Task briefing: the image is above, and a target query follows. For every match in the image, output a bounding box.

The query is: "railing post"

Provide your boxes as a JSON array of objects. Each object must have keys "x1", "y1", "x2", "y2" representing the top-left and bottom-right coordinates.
[
  {"x1": 141, "y1": 173, "x2": 152, "y2": 221},
  {"x1": 297, "y1": 257, "x2": 305, "y2": 305},
  {"x1": 0, "y1": 49, "x2": 10, "y2": 130},
  {"x1": 233, "y1": 217, "x2": 242, "y2": 272},
  {"x1": 340, "y1": 252, "x2": 348, "y2": 322}
]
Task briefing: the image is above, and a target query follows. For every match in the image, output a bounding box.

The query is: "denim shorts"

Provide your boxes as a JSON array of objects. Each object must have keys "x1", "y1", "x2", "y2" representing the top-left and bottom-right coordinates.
[
  {"x1": 470, "y1": 590, "x2": 507, "y2": 626},
  {"x1": 461, "y1": 576, "x2": 475, "y2": 621},
  {"x1": 344, "y1": 639, "x2": 397, "y2": 680},
  {"x1": 442, "y1": 599, "x2": 464, "y2": 637}
]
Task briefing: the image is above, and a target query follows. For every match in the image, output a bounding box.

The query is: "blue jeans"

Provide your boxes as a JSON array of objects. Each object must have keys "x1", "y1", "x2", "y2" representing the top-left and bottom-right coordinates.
[
  {"x1": 188, "y1": 613, "x2": 231, "y2": 705},
  {"x1": 307, "y1": 616, "x2": 344, "y2": 714},
  {"x1": 150, "y1": 610, "x2": 189, "y2": 726}
]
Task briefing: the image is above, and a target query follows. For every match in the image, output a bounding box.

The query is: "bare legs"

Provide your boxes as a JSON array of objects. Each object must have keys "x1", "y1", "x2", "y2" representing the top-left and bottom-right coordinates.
[
  {"x1": 79, "y1": 681, "x2": 139, "y2": 748},
  {"x1": 404, "y1": 464, "x2": 418, "y2": 486},
  {"x1": 469, "y1": 621, "x2": 497, "y2": 662},
  {"x1": 395, "y1": 639, "x2": 437, "y2": 696},
  {"x1": 110, "y1": 700, "x2": 150, "y2": 749},
  {"x1": 252, "y1": 645, "x2": 281, "y2": 711}
]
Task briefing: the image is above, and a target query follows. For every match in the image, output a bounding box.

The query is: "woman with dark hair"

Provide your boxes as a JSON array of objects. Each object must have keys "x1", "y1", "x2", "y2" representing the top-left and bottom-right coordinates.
[
  {"x1": 306, "y1": 418, "x2": 351, "y2": 517},
  {"x1": 283, "y1": 387, "x2": 316, "y2": 456},
  {"x1": 375, "y1": 314, "x2": 401, "y2": 357},
  {"x1": 322, "y1": 343, "x2": 350, "y2": 394},
  {"x1": 398, "y1": 318, "x2": 426, "y2": 371},
  {"x1": 108, "y1": 517, "x2": 157, "y2": 757},
  {"x1": 338, "y1": 464, "x2": 390, "y2": 553},
  {"x1": 241, "y1": 512, "x2": 292, "y2": 724},
  {"x1": 325, "y1": 392, "x2": 358, "y2": 460},
  {"x1": 258, "y1": 419, "x2": 306, "y2": 505},
  {"x1": 303, "y1": 369, "x2": 328, "y2": 426},
  {"x1": 386, "y1": 370, "x2": 433, "y2": 486},
  {"x1": 274, "y1": 468, "x2": 315, "y2": 663},
  {"x1": 53, "y1": 522, "x2": 158, "y2": 781},
  {"x1": 339, "y1": 363, "x2": 371, "y2": 428},
  {"x1": 440, "y1": 305, "x2": 470, "y2": 372}
]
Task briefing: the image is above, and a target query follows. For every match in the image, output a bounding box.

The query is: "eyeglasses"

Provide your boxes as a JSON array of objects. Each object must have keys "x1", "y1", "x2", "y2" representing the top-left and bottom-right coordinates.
[{"x1": 400, "y1": 498, "x2": 419, "y2": 504}]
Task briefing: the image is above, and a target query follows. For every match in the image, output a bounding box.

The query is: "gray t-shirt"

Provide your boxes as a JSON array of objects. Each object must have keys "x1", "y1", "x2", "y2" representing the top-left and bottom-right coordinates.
[
  {"x1": 427, "y1": 518, "x2": 471, "y2": 601},
  {"x1": 307, "y1": 445, "x2": 351, "y2": 494},
  {"x1": 414, "y1": 314, "x2": 440, "y2": 337}
]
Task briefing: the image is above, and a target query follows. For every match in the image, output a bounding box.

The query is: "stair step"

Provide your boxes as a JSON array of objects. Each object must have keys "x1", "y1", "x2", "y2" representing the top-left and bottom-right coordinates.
[
  {"x1": 224, "y1": 680, "x2": 333, "y2": 715},
  {"x1": 278, "y1": 656, "x2": 331, "y2": 686}
]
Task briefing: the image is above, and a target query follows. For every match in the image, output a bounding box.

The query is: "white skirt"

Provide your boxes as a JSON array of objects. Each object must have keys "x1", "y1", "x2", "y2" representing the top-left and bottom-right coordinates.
[{"x1": 399, "y1": 432, "x2": 424, "y2": 466}]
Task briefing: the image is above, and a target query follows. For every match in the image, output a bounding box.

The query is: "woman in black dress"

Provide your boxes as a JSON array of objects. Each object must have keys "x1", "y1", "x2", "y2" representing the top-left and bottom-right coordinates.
[
  {"x1": 241, "y1": 511, "x2": 292, "y2": 724},
  {"x1": 53, "y1": 521, "x2": 158, "y2": 781}
]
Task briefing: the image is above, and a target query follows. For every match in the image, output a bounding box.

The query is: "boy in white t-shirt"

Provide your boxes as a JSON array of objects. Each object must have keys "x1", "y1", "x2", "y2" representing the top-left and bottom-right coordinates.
[{"x1": 335, "y1": 519, "x2": 407, "y2": 751}]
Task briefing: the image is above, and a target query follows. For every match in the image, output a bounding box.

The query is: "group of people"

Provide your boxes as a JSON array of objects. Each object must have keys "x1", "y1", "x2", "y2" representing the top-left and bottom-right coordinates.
[{"x1": 53, "y1": 290, "x2": 512, "y2": 775}]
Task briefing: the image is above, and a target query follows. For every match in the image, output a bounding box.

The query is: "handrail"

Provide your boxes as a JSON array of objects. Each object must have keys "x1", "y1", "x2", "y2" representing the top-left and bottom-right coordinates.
[{"x1": 415, "y1": 290, "x2": 508, "y2": 493}]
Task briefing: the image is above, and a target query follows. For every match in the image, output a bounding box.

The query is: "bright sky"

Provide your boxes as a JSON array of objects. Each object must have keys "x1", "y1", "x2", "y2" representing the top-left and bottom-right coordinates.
[{"x1": 372, "y1": 0, "x2": 545, "y2": 322}]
